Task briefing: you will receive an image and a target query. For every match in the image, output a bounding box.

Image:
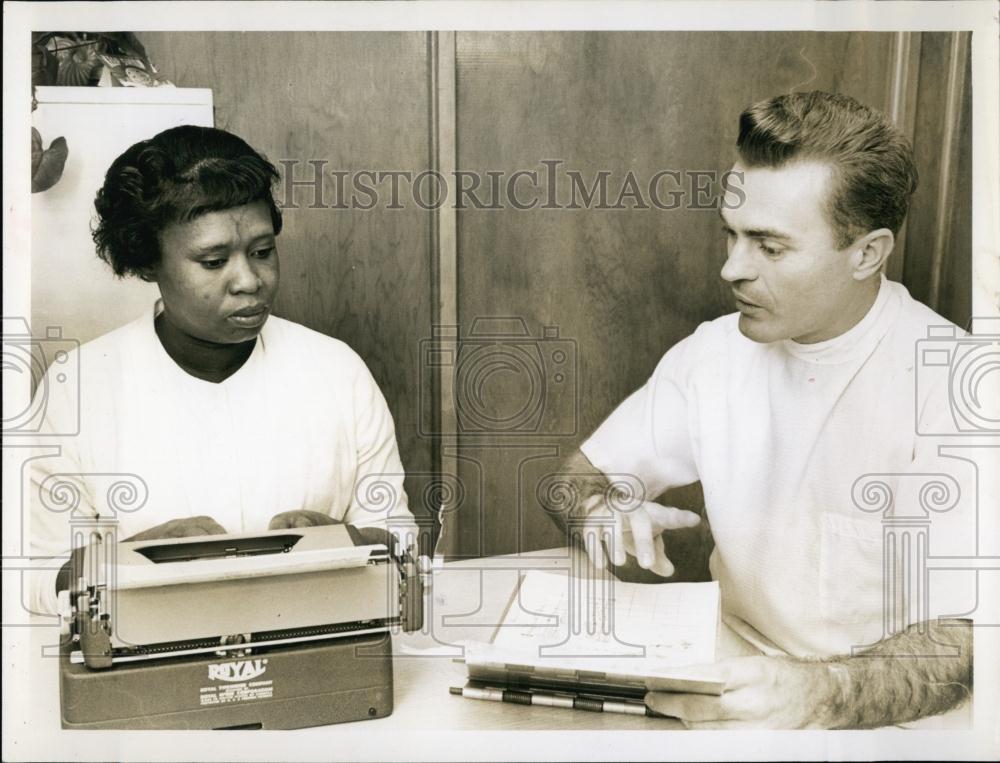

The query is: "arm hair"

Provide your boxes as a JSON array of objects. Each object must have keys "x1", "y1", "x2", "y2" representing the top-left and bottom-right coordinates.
[{"x1": 822, "y1": 619, "x2": 972, "y2": 728}]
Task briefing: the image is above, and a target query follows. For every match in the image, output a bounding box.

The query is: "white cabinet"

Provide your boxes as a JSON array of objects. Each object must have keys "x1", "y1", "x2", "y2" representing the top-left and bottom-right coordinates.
[{"x1": 31, "y1": 86, "x2": 213, "y2": 346}]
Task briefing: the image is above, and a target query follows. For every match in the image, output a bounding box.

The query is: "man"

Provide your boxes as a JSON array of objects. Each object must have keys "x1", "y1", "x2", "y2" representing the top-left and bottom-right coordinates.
[{"x1": 554, "y1": 91, "x2": 973, "y2": 728}]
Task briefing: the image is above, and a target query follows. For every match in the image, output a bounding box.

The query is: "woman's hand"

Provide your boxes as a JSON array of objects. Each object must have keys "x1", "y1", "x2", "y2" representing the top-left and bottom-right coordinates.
[
  {"x1": 125, "y1": 515, "x2": 227, "y2": 541},
  {"x1": 268, "y1": 510, "x2": 336, "y2": 530}
]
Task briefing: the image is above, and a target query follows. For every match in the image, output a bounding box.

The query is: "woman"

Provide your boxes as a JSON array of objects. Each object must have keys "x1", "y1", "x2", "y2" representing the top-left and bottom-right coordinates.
[{"x1": 29, "y1": 126, "x2": 414, "y2": 614}]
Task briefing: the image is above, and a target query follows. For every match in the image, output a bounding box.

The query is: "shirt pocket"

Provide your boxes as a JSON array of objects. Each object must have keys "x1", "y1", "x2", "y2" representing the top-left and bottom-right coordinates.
[{"x1": 819, "y1": 511, "x2": 886, "y2": 625}]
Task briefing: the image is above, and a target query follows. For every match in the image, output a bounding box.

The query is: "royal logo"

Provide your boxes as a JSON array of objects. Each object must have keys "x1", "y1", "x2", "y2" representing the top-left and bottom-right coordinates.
[{"x1": 207, "y1": 658, "x2": 268, "y2": 682}]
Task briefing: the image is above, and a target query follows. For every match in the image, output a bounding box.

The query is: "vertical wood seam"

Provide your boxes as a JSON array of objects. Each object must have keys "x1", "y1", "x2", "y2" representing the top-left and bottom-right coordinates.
[
  {"x1": 886, "y1": 31, "x2": 922, "y2": 283},
  {"x1": 431, "y1": 32, "x2": 459, "y2": 557},
  {"x1": 928, "y1": 32, "x2": 970, "y2": 311},
  {"x1": 426, "y1": 31, "x2": 441, "y2": 554}
]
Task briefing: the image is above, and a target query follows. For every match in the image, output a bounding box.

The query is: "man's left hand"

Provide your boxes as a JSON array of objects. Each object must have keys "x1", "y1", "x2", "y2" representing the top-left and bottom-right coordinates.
[
  {"x1": 268, "y1": 510, "x2": 337, "y2": 530},
  {"x1": 645, "y1": 656, "x2": 840, "y2": 729}
]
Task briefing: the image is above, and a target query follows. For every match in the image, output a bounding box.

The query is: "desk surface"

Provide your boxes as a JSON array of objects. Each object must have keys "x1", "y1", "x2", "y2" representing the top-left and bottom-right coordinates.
[
  {"x1": 379, "y1": 548, "x2": 687, "y2": 731},
  {"x1": 24, "y1": 547, "x2": 695, "y2": 731}
]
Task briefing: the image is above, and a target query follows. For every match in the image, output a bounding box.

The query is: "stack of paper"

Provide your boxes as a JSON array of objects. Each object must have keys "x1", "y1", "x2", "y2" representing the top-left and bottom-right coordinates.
[{"x1": 464, "y1": 570, "x2": 724, "y2": 695}]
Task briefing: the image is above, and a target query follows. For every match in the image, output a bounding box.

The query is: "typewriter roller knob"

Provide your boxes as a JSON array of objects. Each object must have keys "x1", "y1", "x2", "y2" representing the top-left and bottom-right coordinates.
[
  {"x1": 57, "y1": 590, "x2": 73, "y2": 636},
  {"x1": 417, "y1": 554, "x2": 433, "y2": 593},
  {"x1": 400, "y1": 554, "x2": 432, "y2": 632},
  {"x1": 78, "y1": 588, "x2": 114, "y2": 670}
]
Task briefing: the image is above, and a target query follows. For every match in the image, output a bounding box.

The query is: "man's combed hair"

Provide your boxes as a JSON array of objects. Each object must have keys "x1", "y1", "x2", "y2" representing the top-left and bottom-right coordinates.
[
  {"x1": 92, "y1": 125, "x2": 283, "y2": 278},
  {"x1": 737, "y1": 91, "x2": 918, "y2": 247}
]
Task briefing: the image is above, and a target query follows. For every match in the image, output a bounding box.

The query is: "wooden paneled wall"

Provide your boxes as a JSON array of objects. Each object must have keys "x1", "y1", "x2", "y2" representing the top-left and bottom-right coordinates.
[
  {"x1": 138, "y1": 32, "x2": 971, "y2": 565},
  {"x1": 904, "y1": 32, "x2": 973, "y2": 330}
]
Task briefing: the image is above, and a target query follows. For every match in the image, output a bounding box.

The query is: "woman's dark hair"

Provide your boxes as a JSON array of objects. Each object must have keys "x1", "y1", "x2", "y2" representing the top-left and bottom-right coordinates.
[
  {"x1": 737, "y1": 91, "x2": 918, "y2": 248},
  {"x1": 92, "y1": 125, "x2": 283, "y2": 278}
]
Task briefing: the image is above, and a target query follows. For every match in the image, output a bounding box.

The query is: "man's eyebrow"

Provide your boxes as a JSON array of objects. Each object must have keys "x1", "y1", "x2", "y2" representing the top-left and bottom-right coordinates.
[
  {"x1": 743, "y1": 227, "x2": 793, "y2": 241},
  {"x1": 717, "y1": 209, "x2": 792, "y2": 241}
]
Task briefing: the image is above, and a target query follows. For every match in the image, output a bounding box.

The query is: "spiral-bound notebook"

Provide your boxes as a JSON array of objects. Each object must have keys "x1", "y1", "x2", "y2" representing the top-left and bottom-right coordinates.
[{"x1": 462, "y1": 570, "x2": 725, "y2": 697}]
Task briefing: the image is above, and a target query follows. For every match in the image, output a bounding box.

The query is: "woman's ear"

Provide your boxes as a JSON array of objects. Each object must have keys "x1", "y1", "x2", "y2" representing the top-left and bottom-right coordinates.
[
  {"x1": 850, "y1": 228, "x2": 895, "y2": 280},
  {"x1": 135, "y1": 266, "x2": 158, "y2": 283}
]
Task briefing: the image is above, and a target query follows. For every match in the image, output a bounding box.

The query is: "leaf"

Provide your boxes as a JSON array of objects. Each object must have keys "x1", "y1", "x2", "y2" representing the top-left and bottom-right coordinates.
[
  {"x1": 31, "y1": 128, "x2": 43, "y2": 177},
  {"x1": 31, "y1": 43, "x2": 59, "y2": 87},
  {"x1": 101, "y1": 32, "x2": 148, "y2": 62},
  {"x1": 32, "y1": 135, "x2": 69, "y2": 193},
  {"x1": 55, "y1": 43, "x2": 101, "y2": 85}
]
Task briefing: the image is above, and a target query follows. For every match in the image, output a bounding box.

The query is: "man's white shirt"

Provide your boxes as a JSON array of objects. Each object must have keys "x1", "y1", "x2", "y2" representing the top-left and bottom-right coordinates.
[{"x1": 583, "y1": 276, "x2": 979, "y2": 658}]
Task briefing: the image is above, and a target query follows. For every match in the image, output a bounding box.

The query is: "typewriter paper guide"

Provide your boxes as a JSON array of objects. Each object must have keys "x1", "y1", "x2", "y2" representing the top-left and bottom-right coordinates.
[
  {"x1": 467, "y1": 571, "x2": 724, "y2": 695},
  {"x1": 94, "y1": 524, "x2": 397, "y2": 650},
  {"x1": 110, "y1": 525, "x2": 382, "y2": 589}
]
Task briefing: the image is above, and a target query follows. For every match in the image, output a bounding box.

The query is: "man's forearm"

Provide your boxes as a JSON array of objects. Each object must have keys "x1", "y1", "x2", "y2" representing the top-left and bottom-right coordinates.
[
  {"x1": 821, "y1": 618, "x2": 972, "y2": 728},
  {"x1": 542, "y1": 449, "x2": 612, "y2": 534}
]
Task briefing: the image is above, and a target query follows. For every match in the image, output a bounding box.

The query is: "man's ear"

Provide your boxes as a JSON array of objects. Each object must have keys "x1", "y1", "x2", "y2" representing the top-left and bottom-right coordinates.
[{"x1": 849, "y1": 228, "x2": 894, "y2": 280}]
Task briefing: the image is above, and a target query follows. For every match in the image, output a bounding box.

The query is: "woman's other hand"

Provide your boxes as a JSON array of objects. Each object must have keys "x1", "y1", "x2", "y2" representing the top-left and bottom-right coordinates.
[
  {"x1": 125, "y1": 515, "x2": 227, "y2": 541},
  {"x1": 268, "y1": 510, "x2": 336, "y2": 530}
]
